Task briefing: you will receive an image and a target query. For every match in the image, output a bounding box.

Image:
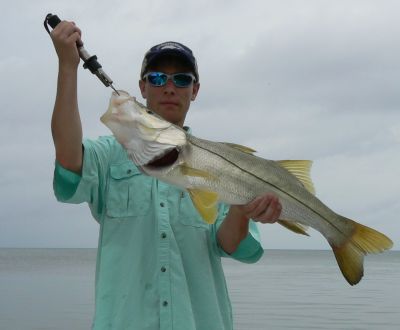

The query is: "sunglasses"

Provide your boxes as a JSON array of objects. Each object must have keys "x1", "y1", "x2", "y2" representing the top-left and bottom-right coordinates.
[{"x1": 143, "y1": 72, "x2": 196, "y2": 88}]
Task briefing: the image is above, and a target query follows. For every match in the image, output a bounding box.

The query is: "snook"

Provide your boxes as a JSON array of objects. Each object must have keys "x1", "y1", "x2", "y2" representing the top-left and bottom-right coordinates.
[{"x1": 101, "y1": 91, "x2": 393, "y2": 285}]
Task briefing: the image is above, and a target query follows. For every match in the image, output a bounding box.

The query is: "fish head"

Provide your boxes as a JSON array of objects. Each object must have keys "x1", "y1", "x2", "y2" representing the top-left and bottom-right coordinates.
[{"x1": 101, "y1": 90, "x2": 187, "y2": 166}]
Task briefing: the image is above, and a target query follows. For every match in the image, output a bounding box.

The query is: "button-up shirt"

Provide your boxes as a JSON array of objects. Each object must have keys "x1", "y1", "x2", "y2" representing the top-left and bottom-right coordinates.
[{"x1": 53, "y1": 135, "x2": 263, "y2": 330}]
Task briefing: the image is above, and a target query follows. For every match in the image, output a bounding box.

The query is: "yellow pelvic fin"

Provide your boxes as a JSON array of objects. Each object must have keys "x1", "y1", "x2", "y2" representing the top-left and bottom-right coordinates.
[
  {"x1": 277, "y1": 220, "x2": 309, "y2": 236},
  {"x1": 180, "y1": 164, "x2": 217, "y2": 181},
  {"x1": 331, "y1": 218, "x2": 393, "y2": 286},
  {"x1": 222, "y1": 142, "x2": 257, "y2": 154},
  {"x1": 187, "y1": 189, "x2": 219, "y2": 224},
  {"x1": 277, "y1": 160, "x2": 316, "y2": 195}
]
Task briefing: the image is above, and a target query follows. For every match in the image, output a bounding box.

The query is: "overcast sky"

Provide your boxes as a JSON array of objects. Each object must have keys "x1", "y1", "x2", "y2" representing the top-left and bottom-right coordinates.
[{"x1": 0, "y1": 0, "x2": 399, "y2": 251}]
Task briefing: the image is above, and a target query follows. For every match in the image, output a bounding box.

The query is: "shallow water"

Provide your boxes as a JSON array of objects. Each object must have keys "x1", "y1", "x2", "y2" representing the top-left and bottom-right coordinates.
[
  {"x1": 224, "y1": 250, "x2": 400, "y2": 330},
  {"x1": 0, "y1": 249, "x2": 398, "y2": 329}
]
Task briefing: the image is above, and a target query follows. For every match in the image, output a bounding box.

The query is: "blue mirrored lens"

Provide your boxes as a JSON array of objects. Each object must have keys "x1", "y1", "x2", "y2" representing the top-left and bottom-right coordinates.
[
  {"x1": 147, "y1": 73, "x2": 167, "y2": 86},
  {"x1": 146, "y1": 72, "x2": 194, "y2": 87},
  {"x1": 173, "y1": 74, "x2": 193, "y2": 87}
]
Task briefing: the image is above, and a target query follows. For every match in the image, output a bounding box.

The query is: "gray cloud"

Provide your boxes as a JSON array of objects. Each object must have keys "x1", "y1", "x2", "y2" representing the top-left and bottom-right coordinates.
[{"x1": 0, "y1": 0, "x2": 398, "y2": 249}]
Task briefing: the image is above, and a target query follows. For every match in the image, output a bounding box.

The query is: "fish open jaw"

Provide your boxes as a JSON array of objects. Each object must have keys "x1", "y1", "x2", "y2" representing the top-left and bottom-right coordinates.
[{"x1": 145, "y1": 148, "x2": 180, "y2": 168}]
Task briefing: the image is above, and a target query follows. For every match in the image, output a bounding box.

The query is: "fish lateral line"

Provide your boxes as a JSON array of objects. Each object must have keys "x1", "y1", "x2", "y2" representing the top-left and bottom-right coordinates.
[{"x1": 188, "y1": 137, "x2": 345, "y2": 234}]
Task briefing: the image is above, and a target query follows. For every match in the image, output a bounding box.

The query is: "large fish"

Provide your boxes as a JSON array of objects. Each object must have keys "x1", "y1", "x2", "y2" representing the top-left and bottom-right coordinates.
[{"x1": 101, "y1": 90, "x2": 393, "y2": 285}]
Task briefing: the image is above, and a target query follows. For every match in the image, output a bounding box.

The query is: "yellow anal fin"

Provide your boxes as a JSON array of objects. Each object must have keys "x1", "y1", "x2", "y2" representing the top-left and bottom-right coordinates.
[
  {"x1": 187, "y1": 189, "x2": 219, "y2": 224},
  {"x1": 222, "y1": 142, "x2": 257, "y2": 154},
  {"x1": 278, "y1": 220, "x2": 309, "y2": 236},
  {"x1": 277, "y1": 160, "x2": 316, "y2": 195},
  {"x1": 331, "y1": 218, "x2": 393, "y2": 286}
]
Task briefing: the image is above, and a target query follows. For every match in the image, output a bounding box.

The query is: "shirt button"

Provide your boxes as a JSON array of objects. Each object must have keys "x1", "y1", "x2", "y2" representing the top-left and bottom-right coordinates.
[
  {"x1": 160, "y1": 202, "x2": 165, "y2": 207},
  {"x1": 161, "y1": 232, "x2": 167, "y2": 239},
  {"x1": 127, "y1": 169, "x2": 132, "y2": 174},
  {"x1": 163, "y1": 301, "x2": 168, "y2": 307},
  {"x1": 161, "y1": 266, "x2": 166, "y2": 272}
]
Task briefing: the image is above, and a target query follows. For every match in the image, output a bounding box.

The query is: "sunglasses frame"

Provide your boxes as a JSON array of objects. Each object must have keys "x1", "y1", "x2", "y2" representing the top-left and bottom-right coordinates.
[{"x1": 143, "y1": 72, "x2": 196, "y2": 88}]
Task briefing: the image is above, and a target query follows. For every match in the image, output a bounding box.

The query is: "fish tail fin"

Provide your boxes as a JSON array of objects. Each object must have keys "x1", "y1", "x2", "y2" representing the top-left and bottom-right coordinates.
[{"x1": 330, "y1": 218, "x2": 393, "y2": 285}]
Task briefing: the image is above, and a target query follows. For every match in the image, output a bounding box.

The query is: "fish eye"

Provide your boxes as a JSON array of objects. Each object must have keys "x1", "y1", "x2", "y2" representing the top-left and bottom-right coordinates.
[{"x1": 146, "y1": 110, "x2": 153, "y2": 114}]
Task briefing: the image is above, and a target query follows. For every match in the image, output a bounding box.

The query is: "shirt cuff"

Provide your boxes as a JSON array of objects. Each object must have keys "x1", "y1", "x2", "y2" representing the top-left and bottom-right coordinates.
[
  {"x1": 218, "y1": 221, "x2": 264, "y2": 264},
  {"x1": 231, "y1": 231, "x2": 264, "y2": 263},
  {"x1": 53, "y1": 160, "x2": 82, "y2": 202}
]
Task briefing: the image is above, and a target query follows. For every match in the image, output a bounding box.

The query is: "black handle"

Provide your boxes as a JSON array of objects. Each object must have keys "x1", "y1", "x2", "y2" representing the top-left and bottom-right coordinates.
[
  {"x1": 44, "y1": 13, "x2": 61, "y2": 34},
  {"x1": 46, "y1": 14, "x2": 61, "y2": 28}
]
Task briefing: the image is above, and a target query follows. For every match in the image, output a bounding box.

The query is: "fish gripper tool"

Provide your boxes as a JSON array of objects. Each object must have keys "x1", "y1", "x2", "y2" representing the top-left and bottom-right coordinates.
[{"x1": 44, "y1": 13, "x2": 119, "y2": 95}]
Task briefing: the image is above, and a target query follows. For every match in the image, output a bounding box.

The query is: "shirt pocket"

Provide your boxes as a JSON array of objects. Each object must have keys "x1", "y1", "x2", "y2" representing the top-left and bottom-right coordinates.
[
  {"x1": 106, "y1": 162, "x2": 152, "y2": 218},
  {"x1": 179, "y1": 192, "x2": 210, "y2": 229}
]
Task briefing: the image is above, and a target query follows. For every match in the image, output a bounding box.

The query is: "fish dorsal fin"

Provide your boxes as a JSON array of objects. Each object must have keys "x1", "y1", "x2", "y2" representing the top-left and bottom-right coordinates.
[
  {"x1": 277, "y1": 220, "x2": 310, "y2": 236},
  {"x1": 187, "y1": 189, "x2": 219, "y2": 224},
  {"x1": 222, "y1": 142, "x2": 257, "y2": 154},
  {"x1": 277, "y1": 160, "x2": 316, "y2": 195}
]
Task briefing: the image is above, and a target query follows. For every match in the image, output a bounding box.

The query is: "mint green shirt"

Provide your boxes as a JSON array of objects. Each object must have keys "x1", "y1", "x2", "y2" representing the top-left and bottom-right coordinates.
[{"x1": 53, "y1": 135, "x2": 263, "y2": 330}]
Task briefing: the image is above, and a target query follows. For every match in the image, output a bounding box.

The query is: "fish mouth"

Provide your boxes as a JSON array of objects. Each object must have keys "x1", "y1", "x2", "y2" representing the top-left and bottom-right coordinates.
[{"x1": 145, "y1": 148, "x2": 180, "y2": 168}]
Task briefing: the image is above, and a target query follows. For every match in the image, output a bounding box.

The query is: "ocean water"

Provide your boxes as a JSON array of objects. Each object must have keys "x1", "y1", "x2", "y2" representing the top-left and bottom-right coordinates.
[{"x1": 0, "y1": 249, "x2": 398, "y2": 330}]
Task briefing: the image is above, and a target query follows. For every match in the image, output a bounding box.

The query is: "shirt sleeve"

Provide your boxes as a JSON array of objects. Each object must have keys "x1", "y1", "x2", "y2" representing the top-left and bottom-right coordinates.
[
  {"x1": 53, "y1": 136, "x2": 114, "y2": 222},
  {"x1": 211, "y1": 203, "x2": 264, "y2": 264}
]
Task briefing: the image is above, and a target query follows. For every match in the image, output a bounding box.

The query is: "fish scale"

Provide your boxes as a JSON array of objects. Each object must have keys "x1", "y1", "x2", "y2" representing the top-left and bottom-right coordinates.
[{"x1": 186, "y1": 135, "x2": 354, "y2": 243}]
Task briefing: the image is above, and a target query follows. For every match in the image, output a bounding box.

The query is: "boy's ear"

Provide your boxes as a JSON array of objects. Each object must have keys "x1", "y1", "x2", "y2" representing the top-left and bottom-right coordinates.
[
  {"x1": 191, "y1": 83, "x2": 200, "y2": 101},
  {"x1": 139, "y1": 80, "x2": 146, "y2": 99}
]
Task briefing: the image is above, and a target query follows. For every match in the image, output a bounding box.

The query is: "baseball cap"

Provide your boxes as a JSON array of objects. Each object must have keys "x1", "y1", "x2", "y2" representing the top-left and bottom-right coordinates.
[{"x1": 140, "y1": 41, "x2": 199, "y2": 82}]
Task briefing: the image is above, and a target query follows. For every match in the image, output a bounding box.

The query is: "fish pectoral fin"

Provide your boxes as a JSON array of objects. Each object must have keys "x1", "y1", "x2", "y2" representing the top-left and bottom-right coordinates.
[
  {"x1": 277, "y1": 220, "x2": 310, "y2": 236},
  {"x1": 222, "y1": 142, "x2": 257, "y2": 154},
  {"x1": 179, "y1": 164, "x2": 218, "y2": 181},
  {"x1": 187, "y1": 189, "x2": 219, "y2": 224},
  {"x1": 276, "y1": 160, "x2": 316, "y2": 195}
]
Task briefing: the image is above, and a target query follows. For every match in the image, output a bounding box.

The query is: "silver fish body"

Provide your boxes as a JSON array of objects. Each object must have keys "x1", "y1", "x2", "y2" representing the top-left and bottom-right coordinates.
[
  {"x1": 101, "y1": 91, "x2": 393, "y2": 285},
  {"x1": 144, "y1": 135, "x2": 354, "y2": 247}
]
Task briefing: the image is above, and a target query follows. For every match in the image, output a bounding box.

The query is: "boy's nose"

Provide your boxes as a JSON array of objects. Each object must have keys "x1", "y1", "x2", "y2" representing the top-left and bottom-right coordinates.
[{"x1": 163, "y1": 79, "x2": 176, "y2": 93}]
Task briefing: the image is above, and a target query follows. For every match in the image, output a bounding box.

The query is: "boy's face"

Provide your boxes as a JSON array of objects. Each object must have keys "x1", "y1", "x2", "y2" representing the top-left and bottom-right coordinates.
[{"x1": 139, "y1": 61, "x2": 200, "y2": 127}]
